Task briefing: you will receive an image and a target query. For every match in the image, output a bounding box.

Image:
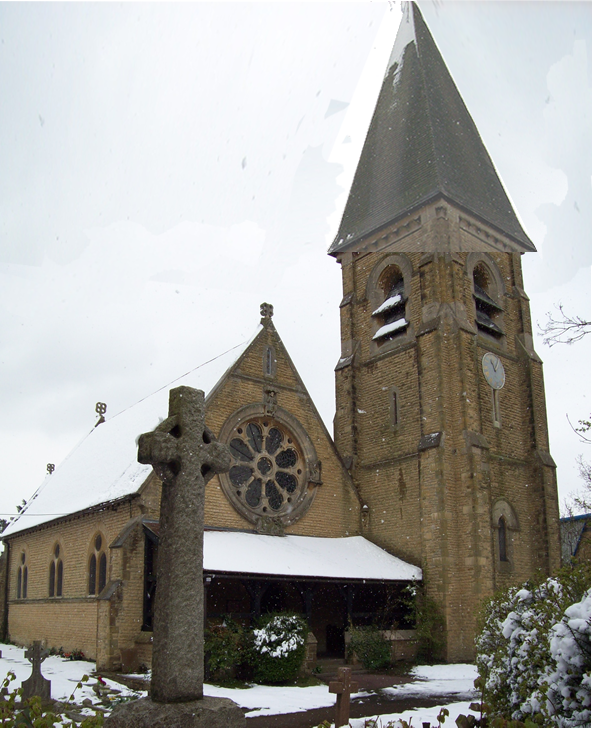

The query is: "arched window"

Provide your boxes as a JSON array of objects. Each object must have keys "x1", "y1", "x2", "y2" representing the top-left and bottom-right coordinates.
[
  {"x1": 498, "y1": 516, "x2": 508, "y2": 562},
  {"x1": 49, "y1": 543, "x2": 63, "y2": 597},
  {"x1": 16, "y1": 551, "x2": 28, "y2": 599},
  {"x1": 473, "y1": 264, "x2": 503, "y2": 338},
  {"x1": 88, "y1": 533, "x2": 107, "y2": 596},
  {"x1": 492, "y1": 499, "x2": 518, "y2": 570},
  {"x1": 372, "y1": 265, "x2": 408, "y2": 343}
]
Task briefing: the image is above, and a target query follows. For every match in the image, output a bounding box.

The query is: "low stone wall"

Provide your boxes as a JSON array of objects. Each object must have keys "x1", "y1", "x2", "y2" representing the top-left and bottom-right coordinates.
[
  {"x1": 301, "y1": 631, "x2": 318, "y2": 675},
  {"x1": 345, "y1": 628, "x2": 418, "y2": 664}
]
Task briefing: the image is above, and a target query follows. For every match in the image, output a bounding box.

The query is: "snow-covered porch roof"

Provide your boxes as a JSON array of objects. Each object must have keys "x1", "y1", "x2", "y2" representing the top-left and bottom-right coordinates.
[{"x1": 197, "y1": 531, "x2": 422, "y2": 582}]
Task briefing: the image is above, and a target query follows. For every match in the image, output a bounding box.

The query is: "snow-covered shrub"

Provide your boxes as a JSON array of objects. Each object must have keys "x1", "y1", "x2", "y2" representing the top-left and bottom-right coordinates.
[
  {"x1": 475, "y1": 563, "x2": 590, "y2": 727},
  {"x1": 544, "y1": 589, "x2": 591, "y2": 727},
  {"x1": 347, "y1": 625, "x2": 391, "y2": 670},
  {"x1": 250, "y1": 613, "x2": 308, "y2": 684}
]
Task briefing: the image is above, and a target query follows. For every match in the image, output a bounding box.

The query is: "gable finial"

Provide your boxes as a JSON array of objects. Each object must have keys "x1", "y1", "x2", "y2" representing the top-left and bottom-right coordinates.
[
  {"x1": 95, "y1": 402, "x2": 107, "y2": 427},
  {"x1": 260, "y1": 302, "x2": 274, "y2": 322}
]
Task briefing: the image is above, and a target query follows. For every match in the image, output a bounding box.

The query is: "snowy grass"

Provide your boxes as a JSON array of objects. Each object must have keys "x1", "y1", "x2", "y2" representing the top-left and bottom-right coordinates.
[
  {"x1": 0, "y1": 643, "x2": 142, "y2": 705},
  {"x1": 0, "y1": 643, "x2": 479, "y2": 726}
]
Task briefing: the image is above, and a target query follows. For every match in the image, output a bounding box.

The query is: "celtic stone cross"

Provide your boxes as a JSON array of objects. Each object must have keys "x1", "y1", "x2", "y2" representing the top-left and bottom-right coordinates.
[
  {"x1": 22, "y1": 641, "x2": 51, "y2": 701},
  {"x1": 137, "y1": 386, "x2": 231, "y2": 704}
]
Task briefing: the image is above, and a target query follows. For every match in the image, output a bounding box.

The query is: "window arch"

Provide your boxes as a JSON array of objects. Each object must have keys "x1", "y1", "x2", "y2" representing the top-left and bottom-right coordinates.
[
  {"x1": 49, "y1": 542, "x2": 63, "y2": 597},
  {"x1": 17, "y1": 550, "x2": 28, "y2": 599},
  {"x1": 367, "y1": 255, "x2": 413, "y2": 350},
  {"x1": 491, "y1": 499, "x2": 519, "y2": 571},
  {"x1": 471, "y1": 260, "x2": 504, "y2": 338},
  {"x1": 88, "y1": 533, "x2": 107, "y2": 596}
]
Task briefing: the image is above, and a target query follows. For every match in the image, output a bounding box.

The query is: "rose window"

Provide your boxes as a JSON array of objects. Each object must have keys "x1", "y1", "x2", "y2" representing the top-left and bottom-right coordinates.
[{"x1": 227, "y1": 419, "x2": 305, "y2": 517}]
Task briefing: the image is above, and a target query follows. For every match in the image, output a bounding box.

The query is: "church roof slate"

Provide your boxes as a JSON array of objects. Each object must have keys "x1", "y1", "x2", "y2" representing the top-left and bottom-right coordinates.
[{"x1": 329, "y1": 2, "x2": 535, "y2": 255}]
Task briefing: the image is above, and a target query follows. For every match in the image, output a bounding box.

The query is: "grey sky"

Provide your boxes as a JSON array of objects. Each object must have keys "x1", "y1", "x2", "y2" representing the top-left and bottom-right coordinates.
[{"x1": 0, "y1": 2, "x2": 590, "y2": 520}]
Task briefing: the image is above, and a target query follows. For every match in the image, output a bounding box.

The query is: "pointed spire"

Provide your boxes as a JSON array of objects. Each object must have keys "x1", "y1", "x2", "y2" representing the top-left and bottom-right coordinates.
[{"x1": 329, "y1": 2, "x2": 535, "y2": 254}]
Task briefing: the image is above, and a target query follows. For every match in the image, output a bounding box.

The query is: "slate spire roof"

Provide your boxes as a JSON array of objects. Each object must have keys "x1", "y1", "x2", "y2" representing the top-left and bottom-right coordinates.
[{"x1": 329, "y1": 2, "x2": 535, "y2": 255}]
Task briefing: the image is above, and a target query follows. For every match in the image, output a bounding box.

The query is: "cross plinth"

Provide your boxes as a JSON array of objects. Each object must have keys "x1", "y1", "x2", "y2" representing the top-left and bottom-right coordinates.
[
  {"x1": 137, "y1": 386, "x2": 231, "y2": 704},
  {"x1": 22, "y1": 641, "x2": 51, "y2": 701},
  {"x1": 329, "y1": 666, "x2": 359, "y2": 728}
]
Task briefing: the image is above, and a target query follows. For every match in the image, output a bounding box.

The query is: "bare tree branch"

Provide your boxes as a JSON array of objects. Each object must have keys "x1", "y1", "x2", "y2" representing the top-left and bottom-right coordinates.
[
  {"x1": 567, "y1": 414, "x2": 591, "y2": 444},
  {"x1": 539, "y1": 303, "x2": 590, "y2": 347}
]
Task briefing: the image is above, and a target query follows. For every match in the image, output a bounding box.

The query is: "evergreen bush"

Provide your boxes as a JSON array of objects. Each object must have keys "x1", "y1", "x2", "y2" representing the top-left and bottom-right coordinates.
[
  {"x1": 402, "y1": 581, "x2": 446, "y2": 663},
  {"x1": 204, "y1": 618, "x2": 246, "y2": 681},
  {"x1": 475, "y1": 562, "x2": 591, "y2": 727},
  {"x1": 249, "y1": 613, "x2": 308, "y2": 684},
  {"x1": 346, "y1": 625, "x2": 391, "y2": 670}
]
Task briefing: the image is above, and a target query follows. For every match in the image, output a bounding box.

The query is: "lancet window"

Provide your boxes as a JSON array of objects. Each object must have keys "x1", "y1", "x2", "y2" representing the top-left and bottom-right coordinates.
[
  {"x1": 88, "y1": 533, "x2": 107, "y2": 596},
  {"x1": 49, "y1": 542, "x2": 63, "y2": 597},
  {"x1": 16, "y1": 551, "x2": 28, "y2": 599}
]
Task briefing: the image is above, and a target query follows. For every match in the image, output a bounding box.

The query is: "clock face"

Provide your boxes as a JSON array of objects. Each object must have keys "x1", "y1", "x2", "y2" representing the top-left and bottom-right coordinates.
[{"x1": 482, "y1": 352, "x2": 505, "y2": 390}]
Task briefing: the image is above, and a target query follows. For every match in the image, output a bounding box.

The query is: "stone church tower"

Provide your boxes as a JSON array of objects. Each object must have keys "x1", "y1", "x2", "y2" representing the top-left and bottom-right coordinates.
[{"x1": 330, "y1": 3, "x2": 561, "y2": 662}]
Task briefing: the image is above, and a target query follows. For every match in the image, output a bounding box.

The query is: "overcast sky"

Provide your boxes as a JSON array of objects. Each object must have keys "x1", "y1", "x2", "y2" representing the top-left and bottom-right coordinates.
[{"x1": 0, "y1": 1, "x2": 590, "y2": 521}]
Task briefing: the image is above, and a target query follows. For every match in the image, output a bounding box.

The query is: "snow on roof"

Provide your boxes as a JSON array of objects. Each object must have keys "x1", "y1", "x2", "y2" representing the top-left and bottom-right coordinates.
[
  {"x1": 372, "y1": 294, "x2": 402, "y2": 317},
  {"x1": 204, "y1": 532, "x2": 422, "y2": 582},
  {"x1": 372, "y1": 318, "x2": 408, "y2": 340},
  {"x1": 2, "y1": 327, "x2": 262, "y2": 538},
  {"x1": 386, "y1": 1, "x2": 415, "y2": 77}
]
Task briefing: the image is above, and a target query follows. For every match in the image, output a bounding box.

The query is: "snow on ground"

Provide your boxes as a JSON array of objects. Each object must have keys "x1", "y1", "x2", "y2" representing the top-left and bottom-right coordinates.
[
  {"x1": 383, "y1": 663, "x2": 479, "y2": 698},
  {"x1": 0, "y1": 643, "x2": 143, "y2": 705},
  {"x1": 350, "y1": 700, "x2": 480, "y2": 728},
  {"x1": 0, "y1": 643, "x2": 479, "y2": 726},
  {"x1": 205, "y1": 681, "x2": 371, "y2": 718},
  {"x1": 205, "y1": 663, "x2": 479, "y2": 720}
]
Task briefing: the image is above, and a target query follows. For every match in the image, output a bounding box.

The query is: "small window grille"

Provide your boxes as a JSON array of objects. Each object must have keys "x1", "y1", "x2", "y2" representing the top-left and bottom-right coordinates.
[
  {"x1": 264, "y1": 347, "x2": 276, "y2": 377},
  {"x1": 390, "y1": 388, "x2": 400, "y2": 427},
  {"x1": 498, "y1": 516, "x2": 508, "y2": 562}
]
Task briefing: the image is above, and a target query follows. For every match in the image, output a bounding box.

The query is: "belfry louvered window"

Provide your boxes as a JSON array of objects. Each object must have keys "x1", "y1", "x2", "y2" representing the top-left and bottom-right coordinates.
[
  {"x1": 473, "y1": 265, "x2": 503, "y2": 337},
  {"x1": 372, "y1": 266, "x2": 408, "y2": 342}
]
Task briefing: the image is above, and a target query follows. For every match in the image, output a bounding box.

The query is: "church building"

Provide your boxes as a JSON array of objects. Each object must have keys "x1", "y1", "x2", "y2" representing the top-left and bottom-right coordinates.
[{"x1": 1, "y1": 3, "x2": 561, "y2": 666}]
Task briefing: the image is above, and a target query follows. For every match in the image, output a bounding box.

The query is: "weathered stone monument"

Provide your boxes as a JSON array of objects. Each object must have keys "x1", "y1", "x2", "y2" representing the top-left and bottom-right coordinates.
[
  {"x1": 105, "y1": 386, "x2": 245, "y2": 727},
  {"x1": 21, "y1": 642, "x2": 51, "y2": 701}
]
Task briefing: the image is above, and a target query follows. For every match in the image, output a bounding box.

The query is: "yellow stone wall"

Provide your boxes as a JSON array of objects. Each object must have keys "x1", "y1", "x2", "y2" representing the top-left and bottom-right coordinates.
[
  {"x1": 333, "y1": 201, "x2": 562, "y2": 661},
  {"x1": 3, "y1": 321, "x2": 361, "y2": 669}
]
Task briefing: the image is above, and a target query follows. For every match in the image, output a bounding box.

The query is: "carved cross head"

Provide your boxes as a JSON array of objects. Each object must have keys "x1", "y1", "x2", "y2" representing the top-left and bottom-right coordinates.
[
  {"x1": 25, "y1": 642, "x2": 48, "y2": 670},
  {"x1": 137, "y1": 386, "x2": 231, "y2": 486}
]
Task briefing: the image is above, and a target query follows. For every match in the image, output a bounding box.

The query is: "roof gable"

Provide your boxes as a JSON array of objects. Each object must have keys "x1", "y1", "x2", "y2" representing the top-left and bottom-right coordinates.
[
  {"x1": 329, "y1": 2, "x2": 535, "y2": 255},
  {"x1": 2, "y1": 327, "x2": 263, "y2": 538}
]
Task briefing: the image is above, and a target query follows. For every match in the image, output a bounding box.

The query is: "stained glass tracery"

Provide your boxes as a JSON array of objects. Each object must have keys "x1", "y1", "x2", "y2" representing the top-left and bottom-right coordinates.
[{"x1": 227, "y1": 419, "x2": 304, "y2": 515}]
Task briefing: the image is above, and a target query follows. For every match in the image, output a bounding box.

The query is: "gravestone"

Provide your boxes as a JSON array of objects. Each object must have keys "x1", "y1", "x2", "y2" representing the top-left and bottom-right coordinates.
[
  {"x1": 22, "y1": 642, "x2": 51, "y2": 701},
  {"x1": 329, "y1": 665, "x2": 359, "y2": 728},
  {"x1": 105, "y1": 386, "x2": 245, "y2": 727}
]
